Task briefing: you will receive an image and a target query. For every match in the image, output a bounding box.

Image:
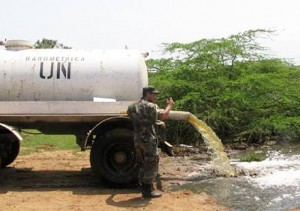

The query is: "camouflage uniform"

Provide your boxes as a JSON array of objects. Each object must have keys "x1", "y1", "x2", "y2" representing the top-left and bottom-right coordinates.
[
  {"x1": 127, "y1": 99, "x2": 160, "y2": 185},
  {"x1": 156, "y1": 121, "x2": 166, "y2": 144},
  {"x1": 153, "y1": 104, "x2": 167, "y2": 145}
]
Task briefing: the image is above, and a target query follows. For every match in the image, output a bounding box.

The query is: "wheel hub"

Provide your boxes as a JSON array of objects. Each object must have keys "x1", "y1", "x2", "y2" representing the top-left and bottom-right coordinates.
[{"x1": 114, "y1": 151, "x2": 127, "y2": 164}]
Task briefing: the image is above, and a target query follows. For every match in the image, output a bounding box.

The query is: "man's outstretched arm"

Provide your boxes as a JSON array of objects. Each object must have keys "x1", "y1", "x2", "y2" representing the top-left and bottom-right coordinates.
[{"x1": 159, "y1": 98, "x2": 175, "y2": 121}]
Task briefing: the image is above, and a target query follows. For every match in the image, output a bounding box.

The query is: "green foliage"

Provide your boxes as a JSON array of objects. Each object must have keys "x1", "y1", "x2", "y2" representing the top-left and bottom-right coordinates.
[
  {"x1": 240, "y1": 151, "x2": 267, "y2": 162},
  {"x1": 34, "y1": 38, "x2": 71, "y2": 49},
  {"x1": 148, "y1": 29, "x2": 300, "y2": 144}
]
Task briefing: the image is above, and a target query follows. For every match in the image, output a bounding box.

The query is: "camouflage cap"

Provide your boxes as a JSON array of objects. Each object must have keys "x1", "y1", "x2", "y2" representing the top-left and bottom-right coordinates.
[{"x1": 143, "y1": 86, "x2": 159, "y2": 96}]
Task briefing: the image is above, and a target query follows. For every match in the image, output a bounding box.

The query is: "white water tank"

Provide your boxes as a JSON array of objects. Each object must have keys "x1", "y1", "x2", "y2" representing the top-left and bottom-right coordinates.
[
  {"x1": 5, "y1": 40, "x2": 34, "y2": 51},
  {"x1": 0, "y1": 45, "x2": 148, "y2": 101}
]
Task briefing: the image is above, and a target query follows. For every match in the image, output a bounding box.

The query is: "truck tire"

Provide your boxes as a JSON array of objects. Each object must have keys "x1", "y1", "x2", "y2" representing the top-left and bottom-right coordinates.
[
  {"x1": 1, "y1": 139, "x2": 20, "y2": 168},
  {"x1": 90, "y1": 128, "x2": 138, "y2": 185}
]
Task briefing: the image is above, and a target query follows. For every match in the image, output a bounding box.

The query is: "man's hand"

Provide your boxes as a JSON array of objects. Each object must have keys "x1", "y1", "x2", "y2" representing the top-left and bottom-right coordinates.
[
  {"x1": 160, "y1": 97, "x2": 175, "y2": 121},
  {"x1": 167, "y1": 98, "x2": 175, "y2": 107}
]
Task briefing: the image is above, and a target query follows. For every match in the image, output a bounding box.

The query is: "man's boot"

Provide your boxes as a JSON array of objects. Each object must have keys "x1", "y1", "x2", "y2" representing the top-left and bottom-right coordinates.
[
  {"x1": 141, "y1": 183, "x2": 162, "y2": 198},
  {"x1": 160, "y1": 141, "x2": 174, "y2": 157}
]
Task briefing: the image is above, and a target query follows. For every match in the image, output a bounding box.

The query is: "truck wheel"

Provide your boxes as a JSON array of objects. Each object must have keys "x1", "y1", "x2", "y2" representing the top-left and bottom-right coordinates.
[
  {"x1": 90, "y1": 128, "x2": 138, "y2": 185},
  {"x1": 1, "y1": 138, "x2": 20, "y2": 168}
]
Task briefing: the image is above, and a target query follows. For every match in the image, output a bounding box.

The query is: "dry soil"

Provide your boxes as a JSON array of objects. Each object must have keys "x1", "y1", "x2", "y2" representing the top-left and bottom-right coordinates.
[{"x1": 0, "y1": 150, "x2": 230, "y2": 211}]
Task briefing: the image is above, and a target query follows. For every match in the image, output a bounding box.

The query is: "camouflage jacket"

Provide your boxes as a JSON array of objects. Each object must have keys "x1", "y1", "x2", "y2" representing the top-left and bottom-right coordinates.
[{"x1": 127, "y1": 99, "x2": 160, "y2": 142}]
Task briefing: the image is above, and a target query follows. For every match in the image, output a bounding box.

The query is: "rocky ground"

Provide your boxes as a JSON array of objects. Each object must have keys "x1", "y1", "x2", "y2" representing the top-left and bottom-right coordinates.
[{"x1": 0, "y1": 149, "x2": 230, "y2": 211}]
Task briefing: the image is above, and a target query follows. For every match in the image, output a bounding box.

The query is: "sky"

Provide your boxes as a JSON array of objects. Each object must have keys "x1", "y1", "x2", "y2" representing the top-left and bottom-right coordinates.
[{"x1": 1, "y1": 0, "x2": 299, "y2": 63}]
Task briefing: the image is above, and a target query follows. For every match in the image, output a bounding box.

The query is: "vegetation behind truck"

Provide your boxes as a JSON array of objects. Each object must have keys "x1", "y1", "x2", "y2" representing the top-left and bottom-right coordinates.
[{"x1": 0, "y1": 40, "x2": 148, "y2": 184}]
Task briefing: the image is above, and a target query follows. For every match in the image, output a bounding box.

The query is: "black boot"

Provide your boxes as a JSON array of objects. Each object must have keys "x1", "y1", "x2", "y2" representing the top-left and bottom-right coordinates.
[
  {"x1": 141, "y1": 183, "x2": 162, "y2": 198},
  {"x1": 160, "y1": 141, "x2": 174, "y2": 157}
]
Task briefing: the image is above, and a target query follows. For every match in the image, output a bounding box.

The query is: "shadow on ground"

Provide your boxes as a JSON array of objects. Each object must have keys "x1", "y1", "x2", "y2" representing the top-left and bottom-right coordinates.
[
  {"x1": 0, "y1": 166, "x2": 196, "y2": 196},
  {"x1": 0, "y1": 167, "x2": 141, "y2": 195}
]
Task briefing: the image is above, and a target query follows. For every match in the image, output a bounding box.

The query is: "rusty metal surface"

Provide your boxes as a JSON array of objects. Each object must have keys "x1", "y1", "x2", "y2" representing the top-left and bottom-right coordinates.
[{"x1": 0, "y1": 101, "x2": 133, "y2": 123}]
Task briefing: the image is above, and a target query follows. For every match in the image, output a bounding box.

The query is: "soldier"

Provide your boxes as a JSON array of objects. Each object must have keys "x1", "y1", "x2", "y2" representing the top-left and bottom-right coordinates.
[
  {"x1": 156, "y1": 120, "x2": 174, "y2": 157},
  {"x1": 127, "y1": 86, "x2": 174, "y2": 198}
]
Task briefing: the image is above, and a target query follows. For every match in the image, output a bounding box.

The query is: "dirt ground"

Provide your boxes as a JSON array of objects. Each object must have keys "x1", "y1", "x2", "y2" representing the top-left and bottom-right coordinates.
[{"x1": 0, "y1": 149, "x2": 230, "y2": 211}]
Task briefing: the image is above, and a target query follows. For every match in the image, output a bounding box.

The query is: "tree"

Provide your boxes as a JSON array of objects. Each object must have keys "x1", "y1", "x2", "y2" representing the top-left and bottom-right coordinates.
[
  {"x1": 148, "y1": 29, "x2": 300, "y2": 144},
  {"x1": 34, "y1": 38, "x2": 71, "y2": 49}
]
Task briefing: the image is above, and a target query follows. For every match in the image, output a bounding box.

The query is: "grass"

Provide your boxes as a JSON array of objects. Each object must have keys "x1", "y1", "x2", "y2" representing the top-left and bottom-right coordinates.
[
  {"x1": 20, "y1": 130, "x2": 79, "y2": 155},
  {"x1": 240, "y1": 151, "x2": 267, "y2": 162}
]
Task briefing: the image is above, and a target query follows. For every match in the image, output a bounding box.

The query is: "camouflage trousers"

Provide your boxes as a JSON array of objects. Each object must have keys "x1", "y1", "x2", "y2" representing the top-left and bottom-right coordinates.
[
  {"x1": 134, "y1": 137, "x2": 159, "y2": 185},
  {"x1": 156, "y1": 121, "x2": 166, "y2": 144}
]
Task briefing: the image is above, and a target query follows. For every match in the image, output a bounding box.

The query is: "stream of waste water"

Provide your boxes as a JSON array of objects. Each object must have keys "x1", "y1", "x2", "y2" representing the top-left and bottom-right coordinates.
[
  {"x1": 173, "y1": 143, "x2": 300, "y2": 211},
  {"x1": 188, "y1": 114, "x2": 235, "y2": 176}
]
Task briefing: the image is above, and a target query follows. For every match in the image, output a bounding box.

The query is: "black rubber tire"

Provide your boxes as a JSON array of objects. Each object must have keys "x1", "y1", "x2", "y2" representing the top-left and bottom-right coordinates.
[
  {"x1": 1, "y1": 139, "x2": 20, "y2": 168},
  {"x1": 90, "y1": 128, "x2": 139, "y2": 185}
]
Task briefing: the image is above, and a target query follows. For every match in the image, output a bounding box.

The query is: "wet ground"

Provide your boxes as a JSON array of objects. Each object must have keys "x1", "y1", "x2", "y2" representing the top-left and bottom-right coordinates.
[{"x1": 174, "y1": 143, "x2": 300, "y2": 211}]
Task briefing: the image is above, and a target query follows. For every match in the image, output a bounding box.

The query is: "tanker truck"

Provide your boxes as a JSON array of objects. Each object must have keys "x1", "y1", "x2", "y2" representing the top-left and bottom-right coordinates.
[{"x1": 0, "y1": 40, "x2": 149, "y2": 185}]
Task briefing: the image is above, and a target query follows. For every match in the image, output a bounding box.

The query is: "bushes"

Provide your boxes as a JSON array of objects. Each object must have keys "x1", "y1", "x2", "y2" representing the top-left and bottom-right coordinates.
[
  {"x1": 240, "y1": 151, "x2": 267, "y2": 162},
  {"x1": 148, "y1": 30, "x2": 300, "y2": 144}
]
